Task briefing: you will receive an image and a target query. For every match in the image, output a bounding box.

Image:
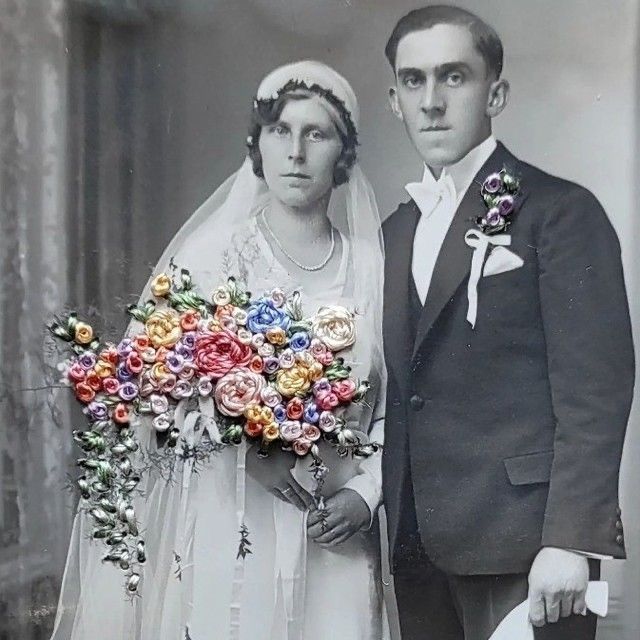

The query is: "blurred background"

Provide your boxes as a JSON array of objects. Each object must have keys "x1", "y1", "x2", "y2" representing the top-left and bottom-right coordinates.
[{"x1": 0, "y1": 0, "x2": 638, "y2": 638}]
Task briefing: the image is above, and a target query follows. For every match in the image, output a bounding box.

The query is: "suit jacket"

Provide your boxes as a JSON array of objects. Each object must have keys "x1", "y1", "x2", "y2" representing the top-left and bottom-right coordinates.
[{"x1": 382, "y1": 142, "x2": 635, "y2": 575}]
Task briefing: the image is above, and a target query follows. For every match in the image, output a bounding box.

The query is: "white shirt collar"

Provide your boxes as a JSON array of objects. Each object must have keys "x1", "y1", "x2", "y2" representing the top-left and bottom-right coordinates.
[{"x1": 405, "y1": 135, "x2": 498, "y2": 212}]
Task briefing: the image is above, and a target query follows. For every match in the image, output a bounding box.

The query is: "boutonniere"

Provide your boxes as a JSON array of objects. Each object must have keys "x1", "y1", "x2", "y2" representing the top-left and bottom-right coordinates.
[{"x1": 464, "y1": 168, "x2": 522, "y2": 329}]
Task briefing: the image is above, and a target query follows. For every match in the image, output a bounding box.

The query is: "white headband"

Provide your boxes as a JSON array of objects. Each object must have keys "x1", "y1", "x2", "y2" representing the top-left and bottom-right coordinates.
[{"x1": 256, "y1": 60, "x2": 359, "y2": 133}]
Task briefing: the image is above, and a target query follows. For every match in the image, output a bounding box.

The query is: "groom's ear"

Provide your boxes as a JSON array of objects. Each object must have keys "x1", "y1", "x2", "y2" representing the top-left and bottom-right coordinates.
[
  {"x1": 486, "y1": 78, "x2": 510, "y2": 118},
  {"x1": 388, "y1": 86, "x2": 403, "y2": 121}
]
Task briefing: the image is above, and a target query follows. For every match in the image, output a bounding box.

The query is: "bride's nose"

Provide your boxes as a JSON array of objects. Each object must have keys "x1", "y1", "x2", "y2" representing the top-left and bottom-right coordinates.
[{"x1": 288, "y1": 134, "x2": 306, "y2": 164}]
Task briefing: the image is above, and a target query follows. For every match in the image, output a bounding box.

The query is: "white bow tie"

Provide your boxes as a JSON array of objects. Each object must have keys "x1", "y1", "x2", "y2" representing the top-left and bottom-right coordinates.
[{"x1": 408, "y1": 174, "x2": 457, "y2": 216}]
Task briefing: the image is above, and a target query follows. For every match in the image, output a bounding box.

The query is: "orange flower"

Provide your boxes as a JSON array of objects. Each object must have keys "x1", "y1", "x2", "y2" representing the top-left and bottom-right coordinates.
[
  {"x1": 265, "y1": 327, "x2": 287, "y2": 346},
  {"x1": 85, "y1": 371, "x2": 102, "y2": 392},
  {"x1": 75, "y1": 382, "x2": 96, "y2": 404},
  {"x1": 74, "y1": 322, "x2": 94, "y2": 345},
  {"x1": 262, "y1": 422, "x2": 280, "y2": 442},
  {"x1": 249, "y1": 355, "x2": 264, "y2": 374},
  {"x1": 244, "y1": 403, "x2": 263, "y2": 424},
  {"x1": 133, "y1": 334, "x2": 151, "y2": 352},
  {"x1": 112, "y1": 403, "x2": 130, "y2": 424},
  {"x1": 180, "y1": 310, "x2": 200, "y2": 332},
  {"x1": 244, "y1": 421, "x2": 263, "y2": 438},
  {"x1": 99, "y1": 347, "x2": 119, "y2": 366},
  {"x1": 214, "y1": 304, "x2": 234, "y2": 322}
]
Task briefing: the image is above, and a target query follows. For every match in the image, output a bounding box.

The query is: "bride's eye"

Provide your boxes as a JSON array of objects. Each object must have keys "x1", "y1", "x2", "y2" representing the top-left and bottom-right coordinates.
[
  {"x1": 270, "y1": 124, "x2": 289, "y2": 137},
  {"x1": 307, "y1": 129, "x2": 326, "y2": 142}
]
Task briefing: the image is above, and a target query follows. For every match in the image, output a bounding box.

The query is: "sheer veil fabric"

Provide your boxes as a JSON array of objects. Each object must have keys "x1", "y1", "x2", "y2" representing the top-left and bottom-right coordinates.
[{"x1": 51, "y1": 61, "x2": 387, "y2": 640}]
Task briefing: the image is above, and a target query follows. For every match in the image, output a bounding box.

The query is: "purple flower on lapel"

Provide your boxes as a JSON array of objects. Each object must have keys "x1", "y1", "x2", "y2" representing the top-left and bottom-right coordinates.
[{"x1": 476, "y1": 167, "x2": 521, "y2": 235}]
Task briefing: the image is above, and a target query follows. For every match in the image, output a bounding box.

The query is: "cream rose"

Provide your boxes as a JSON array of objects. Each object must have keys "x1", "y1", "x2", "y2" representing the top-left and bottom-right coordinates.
[
  {"x1": 214, "y1": 368, "x2": 265, "y2": 417},
  {"x1": 310, "y1": 306, "x2": 356, "y2": 351}
]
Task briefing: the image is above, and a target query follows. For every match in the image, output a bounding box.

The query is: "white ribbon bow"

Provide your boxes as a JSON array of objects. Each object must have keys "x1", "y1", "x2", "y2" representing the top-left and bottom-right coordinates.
[{"x1": 464, "y1": 229, "x2": 512, "y2": 328}]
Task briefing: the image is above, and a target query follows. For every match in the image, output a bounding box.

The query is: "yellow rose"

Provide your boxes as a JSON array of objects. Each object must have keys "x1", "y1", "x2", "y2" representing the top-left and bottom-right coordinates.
[
  {"x1": 150, "y1": 273, "x2": 172, "y2": 297},
  {"x1": 94, "y1": 360, "x2": 115, "y2": 378},
  {"x1": 244, "y1": 403, "x2": 263, "y2": 423},
  {"x1": 150, "y1": 362, "x2": 170, "y2": 382},
  {"x1": 145, "y1": 309, "x2": 182, "y2": 348},
  {"x1": 310, "y1": 305, "x2": 356, "y2": 351},
  {"x1": 262, "y1": 422, "x2": 280, "y2": 442},
  {"x1": 308, "y1": 362, "x2": 324, "y2": 382},
  {"x1": 265, "y1": 327, "x2": 287, "y2": 346},
  {"x1": 260, "y1": 407, "x2": 274, "y2": 424},
  {"x1": 275, "y1": 364, "x2": 311, "y2": 398},
  {"x1": 74, "y1": 322, "x2": 94, "y2": 345}
]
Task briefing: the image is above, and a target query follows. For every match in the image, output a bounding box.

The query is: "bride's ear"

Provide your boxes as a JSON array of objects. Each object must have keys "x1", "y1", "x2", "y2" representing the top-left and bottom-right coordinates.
[{"x1": 388, "y1": 87, "x2": 403, "y2": 121}]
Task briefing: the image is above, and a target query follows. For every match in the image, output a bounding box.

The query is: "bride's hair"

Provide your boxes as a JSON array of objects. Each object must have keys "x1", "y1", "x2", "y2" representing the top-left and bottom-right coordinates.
[{"x1": 246, "y1": 80, "x2": 359, "y2": 187}]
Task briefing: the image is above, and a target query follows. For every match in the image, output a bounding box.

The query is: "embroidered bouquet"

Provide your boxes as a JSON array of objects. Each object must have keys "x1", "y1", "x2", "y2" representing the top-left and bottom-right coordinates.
[{"x1": 48, "y1": 269, "x2": 375, "y2": 592}]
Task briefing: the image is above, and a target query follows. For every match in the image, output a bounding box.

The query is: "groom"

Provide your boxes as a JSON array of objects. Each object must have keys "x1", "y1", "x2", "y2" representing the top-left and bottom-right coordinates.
[{"x1": 381, "y1": 6, "x2": 634, "y2": 640}]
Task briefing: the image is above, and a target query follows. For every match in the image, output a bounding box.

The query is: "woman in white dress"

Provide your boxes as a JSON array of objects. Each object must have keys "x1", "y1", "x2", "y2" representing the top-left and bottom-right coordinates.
[{"x1": 51, "y1": 61, "x2": 387, "y2": 640}]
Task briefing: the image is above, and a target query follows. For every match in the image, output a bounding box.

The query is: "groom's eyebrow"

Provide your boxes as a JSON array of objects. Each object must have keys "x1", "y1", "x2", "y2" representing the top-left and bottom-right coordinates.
[
  {"x1": 397, "y1": 67, "x2": 425, "y2": 80},
  {"x1": 436, "y1": 61, "x2": 473, "y2": 76}
]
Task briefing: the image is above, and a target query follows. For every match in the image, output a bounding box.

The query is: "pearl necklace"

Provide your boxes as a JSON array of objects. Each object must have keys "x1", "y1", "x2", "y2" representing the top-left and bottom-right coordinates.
[{"x1": 259, "y1": 208, "x2": 335, "y2": 272}]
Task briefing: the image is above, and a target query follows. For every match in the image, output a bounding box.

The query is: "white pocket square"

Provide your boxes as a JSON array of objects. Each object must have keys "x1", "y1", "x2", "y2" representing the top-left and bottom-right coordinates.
[{"x1": 483, "y1": 246, "x2": 524, "y2": 277}]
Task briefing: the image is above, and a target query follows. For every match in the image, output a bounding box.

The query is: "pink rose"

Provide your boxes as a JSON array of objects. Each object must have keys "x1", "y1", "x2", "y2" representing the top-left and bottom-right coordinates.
[
  {"x1": 332, "y1": 379, "x2": 357, "y2": 403},
  {"x1": 317, "y1": 392, "x2": 339, "y2": 412},
  {"x1": 194, "y1": 329, "x2": 252, "y2": 379},
  {"x1": 302, "y1": 423, "x2": 321, "y2": 442},
  {"x1": 214, "y1": 368, "x2": 265, "y2": 417},
  {"x1": 102, "y1": 376, "x2": 120, "y2": 396},
  {"x1": 67, "y1": 362, "x2": 86, "y2": 383},
  {"x1": 292, "y1": 438, "x2": 312, "y2": 456}
]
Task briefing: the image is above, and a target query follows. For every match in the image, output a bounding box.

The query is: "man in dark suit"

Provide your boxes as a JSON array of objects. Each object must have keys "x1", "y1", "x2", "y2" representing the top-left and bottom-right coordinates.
[{"x1": 381, "y1": 6, "x2": 635, "y2": 639}]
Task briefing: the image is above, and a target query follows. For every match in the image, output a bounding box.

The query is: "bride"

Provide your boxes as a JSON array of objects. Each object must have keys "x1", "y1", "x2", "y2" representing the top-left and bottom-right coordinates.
[{"x1": 51, "y1": 61, "x2": 387, "y2": 640}]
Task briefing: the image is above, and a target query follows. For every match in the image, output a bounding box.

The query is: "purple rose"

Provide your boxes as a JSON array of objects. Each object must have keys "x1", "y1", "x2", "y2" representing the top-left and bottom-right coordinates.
[
  {"x1": 303, "y1": 401, "x2": 319, "y2": 424},
  {"x1": 174, "y1": 343, "x2": 193, "y2": 360},
  {"x1": 181, "y1": 332, "x2": 196, "y2": 350},
  {"x1": 166, "y1": 353, "x2": 185, "y2": 374},
  {"x1": 87, "y1": 401, "x2": 108, "y2": 421},
  {"x1": 78, "y1": 351, "x2": 97, "y2": 370},
  {"x1": 312, "y1": 378, "x2": 331, "y2": 398},
  {"x1": 117, "y1": 338, "x2": 133, "y2": 358},
  {"x1": 246, "y1": 298, "x2": 291, "y2": 334},
  {"x1": 289, "y1": 331, "x2": 310, "y2": 353},
  {"x1": 263, "y1": 356, "x2": 280, "y2": 376},
  {"x1": 497, "y1": 195, "x2": 515, "y2": 216},
  {"x1": 116, "y1": 362, "x2": 134, "y2": 382},
  {"x1": 485, "y1": 208, "x2": 503, "y2": 227},
  {"x1": 483, "y1": 173, "x2": 503, "y2": 194},
  {"x1": 118, "y1": 382, "x2": 139, "y2": 402}
]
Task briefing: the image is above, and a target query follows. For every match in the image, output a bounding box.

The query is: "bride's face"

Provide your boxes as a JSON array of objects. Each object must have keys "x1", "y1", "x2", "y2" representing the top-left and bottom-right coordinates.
[{"x1": 258, "y1": 96, "x2": 343, "y2": 209}]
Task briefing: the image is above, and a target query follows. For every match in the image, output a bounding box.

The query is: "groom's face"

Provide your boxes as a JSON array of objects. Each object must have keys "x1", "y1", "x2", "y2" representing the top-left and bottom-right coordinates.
[{"x1": 389, "y1": 24, "x2": 503, "y2": 170}]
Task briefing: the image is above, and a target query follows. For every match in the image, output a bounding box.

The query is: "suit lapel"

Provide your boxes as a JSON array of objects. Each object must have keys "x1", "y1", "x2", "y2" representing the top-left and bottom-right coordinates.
[
  {"x1": 411, "y1": 142, "x2": 518, "y2": 359},
  {"x1": 383, "y1": 202, "x2": 420, "y2": 394}
]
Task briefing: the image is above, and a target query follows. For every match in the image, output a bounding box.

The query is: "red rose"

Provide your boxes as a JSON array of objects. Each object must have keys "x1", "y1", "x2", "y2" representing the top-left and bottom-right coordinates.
[
  {"x1": 99, "y1": 347, "x2": 119, "y2": 366},
  {"x1": 194, "y1": 329, "x2": 252, "y2": 379},
  {"x1": 133, "y1": 334, "x2": 151, "y2": 352},
  {"x1": 75, "y1": 382, "x2": 95, "y2": 404},
  {"x1": 249, "y1": 355, "x2": 264, "y2": 374},
  {"x1": 180, "y1": 310, "x2": 200, "y2": 332},
  {"x1": 67, "y1": 362, "x2": 86, "y2": 383},
  {"x1": 126, "y1": 352, "x2": 144, "y2": 374},
  {"x1": 286, "y1": 397, "x2": 305, "y2": 421},
  {"x1": 85, "y1": 371, "x2": 103, "y2": 392},
  {"x1": 332, "y1": 379, "x2": 357, "y2": 403},
  {"x1": 244, "y1": 421, "x2": 263, "y2": 438}
]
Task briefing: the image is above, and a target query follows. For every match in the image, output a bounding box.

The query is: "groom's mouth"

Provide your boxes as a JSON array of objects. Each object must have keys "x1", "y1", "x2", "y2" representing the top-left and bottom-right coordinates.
[{"x1": 421, "y1": 125, "x2": 451, "y2": 132}]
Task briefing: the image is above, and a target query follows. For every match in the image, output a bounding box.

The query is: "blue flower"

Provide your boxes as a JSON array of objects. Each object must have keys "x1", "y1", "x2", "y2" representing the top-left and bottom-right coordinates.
[
  {"x1": 289, "y1": 331, "x2": 310, "y2": 352},
  {"x1": 273, "y1": 404, "x2": 287, "y2": 423},
  {"x1": 246, "y1": 298, "x2": 291, "y2": 334},
  {"x1": 303, "y1": 401, "x2": 319, "y2": 424}
]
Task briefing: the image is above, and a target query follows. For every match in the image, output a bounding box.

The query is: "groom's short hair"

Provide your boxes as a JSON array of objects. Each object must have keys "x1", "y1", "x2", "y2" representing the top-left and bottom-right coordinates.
[{"x1": 385, "y1": 5, "x2": 504, "y2": 79}]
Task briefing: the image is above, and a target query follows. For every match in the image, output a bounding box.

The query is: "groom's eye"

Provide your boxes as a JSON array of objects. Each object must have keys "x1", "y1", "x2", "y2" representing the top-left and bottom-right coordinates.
[
  {"x1": 402, "y1": 75, "x2": 423, "y2": 89},
  {"x1": 445, "y1": 72, "x2": 464, "y2": 87}
]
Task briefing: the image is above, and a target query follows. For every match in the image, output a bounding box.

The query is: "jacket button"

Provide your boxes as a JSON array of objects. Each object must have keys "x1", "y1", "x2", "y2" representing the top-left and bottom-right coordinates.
[
  {"x1": 615, "y1": 534, "x2": 624, "y2": 546},
  {"x1": 616, "y1": 520, "x2": 623, "y2": 531},
  {"x1": 409, "y1": 394, "x2": 425, "y2": 411}
]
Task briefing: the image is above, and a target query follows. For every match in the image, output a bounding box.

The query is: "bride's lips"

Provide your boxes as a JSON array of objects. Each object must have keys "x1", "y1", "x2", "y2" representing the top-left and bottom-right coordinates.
[{"x1": 281, "y1": 172, "x2": 312, "y2": 179}]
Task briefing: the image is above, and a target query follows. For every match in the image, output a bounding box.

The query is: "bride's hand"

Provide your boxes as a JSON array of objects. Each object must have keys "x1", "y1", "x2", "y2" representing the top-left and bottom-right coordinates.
[
  {"x1": 307, "y1": 488, "x2": 371, "y2": 546},
  {"x1": 245, "y1": 444, "x2": 314, "y2": 512}
]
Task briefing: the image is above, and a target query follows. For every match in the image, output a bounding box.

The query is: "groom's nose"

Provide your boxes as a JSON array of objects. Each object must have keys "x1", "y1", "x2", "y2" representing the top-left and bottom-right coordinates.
[{"x1": 420, "y1": 78, "x2": 446, "y2": 116}]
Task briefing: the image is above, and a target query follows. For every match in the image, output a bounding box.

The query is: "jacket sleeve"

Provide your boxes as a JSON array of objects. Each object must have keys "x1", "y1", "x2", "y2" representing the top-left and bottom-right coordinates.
[{"x1": 536, "y1": 184, "x2": 634, "y2": 557}]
